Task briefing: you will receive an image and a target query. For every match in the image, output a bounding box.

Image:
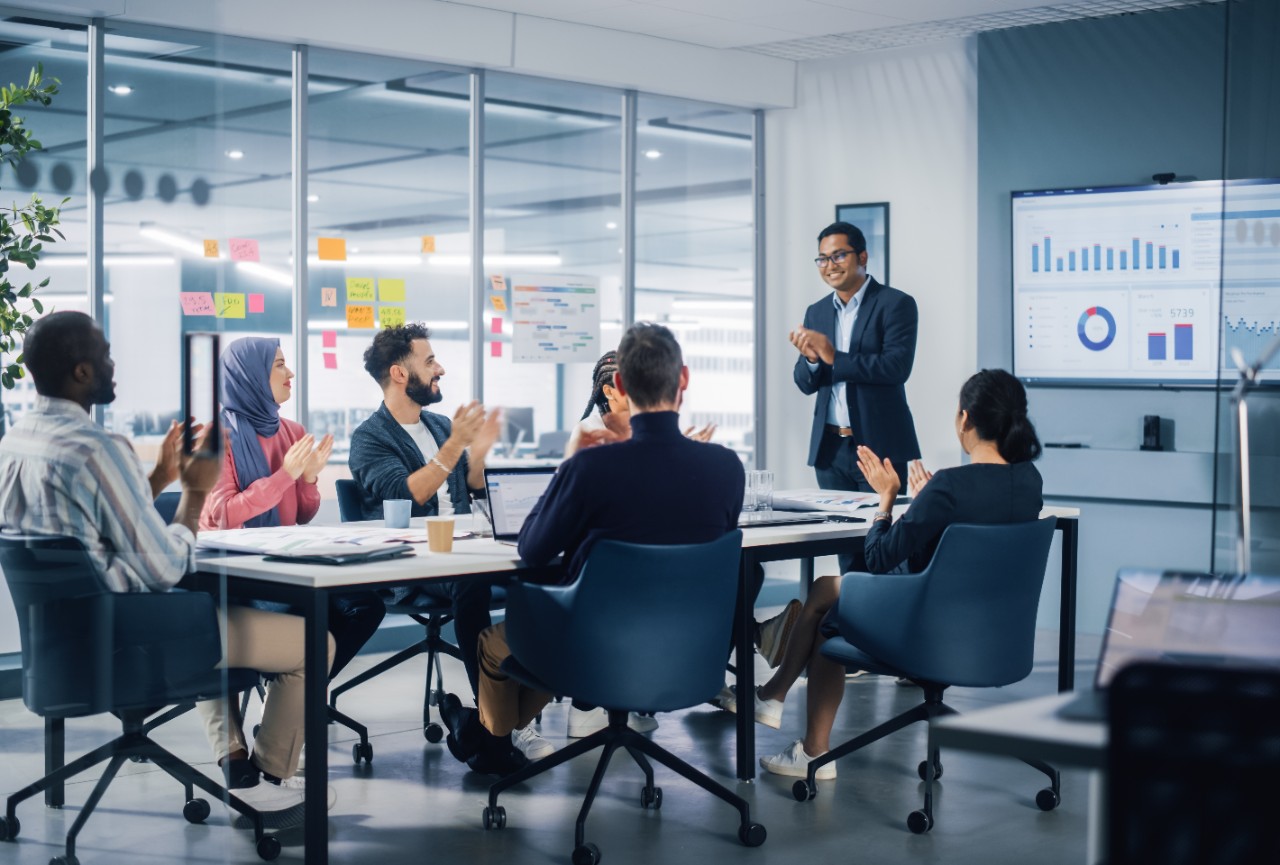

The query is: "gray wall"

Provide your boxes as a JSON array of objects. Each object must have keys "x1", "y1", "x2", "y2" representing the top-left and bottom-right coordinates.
[{"x1": 977, "y1": 4, "x2": 1230, "y2": 633}]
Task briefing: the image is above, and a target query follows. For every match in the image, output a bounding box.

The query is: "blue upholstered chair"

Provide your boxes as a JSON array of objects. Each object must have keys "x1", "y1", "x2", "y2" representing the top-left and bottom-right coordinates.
[
  {"x1": 0, "y1": 533, "x2": 281, "y2": 863},
  {"x1": 796, "y1": 518, "x2": 1060, "y2": 834},
  {"x1": 482, "y1": 531, "x2": 766, "y2": 865}
]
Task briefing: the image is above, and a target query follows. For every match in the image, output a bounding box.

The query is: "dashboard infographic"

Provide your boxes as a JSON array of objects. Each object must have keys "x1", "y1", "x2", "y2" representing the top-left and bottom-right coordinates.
[{"x1": 1012, "y1": 179, "x2": 1280, "y2": 385}]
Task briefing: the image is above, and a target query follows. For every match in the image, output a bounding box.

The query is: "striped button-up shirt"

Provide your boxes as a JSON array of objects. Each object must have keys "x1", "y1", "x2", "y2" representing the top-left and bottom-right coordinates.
[{"x1": 0, "y1": 396, "x2": 194, "y2": 593}]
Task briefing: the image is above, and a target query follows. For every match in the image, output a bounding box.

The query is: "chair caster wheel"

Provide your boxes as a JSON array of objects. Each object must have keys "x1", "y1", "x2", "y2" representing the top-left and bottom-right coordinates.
[
  {"x1": 907, "y1": 810, "x2": 933, "y2": 834},
  {"x1": 0, "y1": 814, "x2": 19, "y2": 841},
  {"x1": 256, "y1": 834, "x2": 282, "y2": 860},
  {"x1": 1036, "y1": 788, "x2": 1060, "y2": 811},
  {"x1": 128, "y1": 754, "x2": 150, "y2": 763},
  {"x1": 571, "y1": 842, "x2": 601, "y2": 865},
  {"x1": 639, "y1": 786, "x2": 663, "y2": 809},
  {"x1": 792, "y1": 780, "x2": 817, "y2": 801},
  {"x1": 917, "y1": 759, "x2": 942, "y2": 780},
  {"x1": 482, "y1": 805, "x2": 506, "y2": 830},
  {"x1": 738, "y1": 822, "x2": 767, "y2": 847},
  {"x1": 183, "y1": 798, "x2": 211, "y2": 824},
  {"x1": 424, "y1": 722, "x2": 444, "y2": 743},
  {"x1": 352, "y1": 741, "x2": 374, "y2": 764}
]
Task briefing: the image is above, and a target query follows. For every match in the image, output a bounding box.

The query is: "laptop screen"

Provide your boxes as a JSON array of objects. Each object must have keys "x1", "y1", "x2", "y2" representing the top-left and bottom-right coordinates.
[
  {"x1": 484, "y1": 467, "x2": 556, "y2": 540},
  {"x1": 1094, "y1": 570, "x2": 1280, "y2": 689}
]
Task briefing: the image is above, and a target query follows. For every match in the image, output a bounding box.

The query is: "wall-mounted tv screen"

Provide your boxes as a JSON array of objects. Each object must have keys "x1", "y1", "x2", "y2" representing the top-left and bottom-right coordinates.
[{"x1": 1012, "y1": 178, "x2": 1280, "y2": 386}]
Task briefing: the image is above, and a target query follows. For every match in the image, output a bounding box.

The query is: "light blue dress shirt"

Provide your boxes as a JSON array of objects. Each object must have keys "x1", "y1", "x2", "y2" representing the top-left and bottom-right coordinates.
[{"x1": 807, "y1": 277, "x2": 870, "y2": 429}]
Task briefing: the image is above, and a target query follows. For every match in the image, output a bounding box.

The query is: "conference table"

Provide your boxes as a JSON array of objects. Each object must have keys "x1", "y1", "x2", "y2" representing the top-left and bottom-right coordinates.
[{"x1": 178, "y1": 506, "x2": 1080, "y2": 863}]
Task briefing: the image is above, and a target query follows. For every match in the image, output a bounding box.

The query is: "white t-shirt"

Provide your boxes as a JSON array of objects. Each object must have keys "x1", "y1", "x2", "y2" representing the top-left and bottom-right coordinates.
[
  {"x1": 399, "y1": 421, "x2": 455, "y2": 516},
  {"x1": 565, "y1": 413, "x2": 606, "y2": 458}
]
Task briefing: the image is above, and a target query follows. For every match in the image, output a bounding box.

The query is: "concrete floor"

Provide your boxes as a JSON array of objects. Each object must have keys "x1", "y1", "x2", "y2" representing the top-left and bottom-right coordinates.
[{"x1": 0, "y1": 622, "x2": 1096, "y2": 865}]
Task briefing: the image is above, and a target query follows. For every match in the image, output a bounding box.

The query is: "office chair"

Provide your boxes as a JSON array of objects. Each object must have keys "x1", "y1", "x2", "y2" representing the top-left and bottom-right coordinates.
[
  {"x1": 795, "y1": 519, "x2": 1060, "y2": 835},
  {"x1": 0, "y1": 533, "x2": 283, "y2": 863},
  {"x1": 154, "y1": 490, "x2": 181, "y2": 524},
  {"x1": 1107, "y1": 661, "x2": 1280, "y2": 865},
  {"x1": 483, "y1": 532, "x2": 766, "y2": 865}
]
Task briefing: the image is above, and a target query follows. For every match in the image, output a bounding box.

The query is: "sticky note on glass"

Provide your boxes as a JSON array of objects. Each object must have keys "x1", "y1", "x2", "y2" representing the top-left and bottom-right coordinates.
[
  {"x1": 323, "y1": 352, "x2": 338, "y2": 370},
  {"x1": 346, "y1": 277, "x2": 375, "y2": 302},
  {"x1": 490, "y1": 341, "x2": 502, "y2": 358},
  {"x1": 421, "y1": 235, "x2": 436, "y2": 253},
  {"x1": 180, "y1": 292, "x2": 216, "y2": 316},
  {"x1": 318, "y1": 237, "x2": 347, "y2": 261},
  {"x1": 321, "y1": 287, "x2": 337, "y2": 307},
  {"x1": 490, "y1": 295, "x2": 507, "y2": 312},
  {"x1": 346, "y1": 305, "x2": 374, "y2": 329},
  {"x1": 248, "y1": 293, "x2": 265, "y2": 314},
  {"x1": 229, "y1": 238, "x2": 260, "y2": 263},
  {"x1": 379, "y1": 305, "x2": 406, "y2": 328},
  {"x1": 322, "y1": 330, "x2": 337, "y2": 348},
  {"x1": 490, "y1": 317, "x2": 503, "y2": 334},
  {"x1": 202, "y1": 240, "x2": 219, "y2": 259},
  {"x1": 378, "y1": 278, "x2": 406, "y2": 302},
  {"x1": 214, "y1": 293, "x2": 246, "y2": 319},
  {"x1": 490, "y1": 274, "x2": 505, "y2": 293}
]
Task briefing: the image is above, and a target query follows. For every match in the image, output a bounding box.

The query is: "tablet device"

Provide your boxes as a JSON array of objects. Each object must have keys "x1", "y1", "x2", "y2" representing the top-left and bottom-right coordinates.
[{"x1": 182, "y1": 332, "x2": 221, "y2": 456}]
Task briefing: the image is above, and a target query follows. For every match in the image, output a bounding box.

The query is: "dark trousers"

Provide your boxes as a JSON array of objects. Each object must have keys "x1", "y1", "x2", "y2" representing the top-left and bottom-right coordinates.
[
  {"x1": 814, "y1": 430, "x2": 907, "y2": 573},
  {"x1": 328, "y1": 591, "x2": 387, "y2": 679},
  {"x1": 411, "y1": 579, "x2": 492, "y2": 697}
]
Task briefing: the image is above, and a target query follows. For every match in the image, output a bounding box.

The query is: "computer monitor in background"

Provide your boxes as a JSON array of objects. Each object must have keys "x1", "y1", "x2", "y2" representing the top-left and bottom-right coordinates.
[{"x1": 502, "y1": 406, "x2": 534, "y2": 454}]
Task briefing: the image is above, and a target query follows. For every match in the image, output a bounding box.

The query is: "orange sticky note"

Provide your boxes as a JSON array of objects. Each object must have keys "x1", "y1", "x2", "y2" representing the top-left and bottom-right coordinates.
[
  {"x1": 323, "y1": 352, "x2": 338, "y2": 370},
  {"x1": 202, "y1": 240, "x2": 219, "y2": 258},
  {"x1": 490, "y1": 274, "x2": 505, "y2": 292},
  {"x1": 318, "y1": 237, "x2": 347, "y2": 261},
  {"x1": 490, "y1": 341, "x2": 502, "y2": 358},
  {"x1": 490, "y1": 295, "x2": 507, "y2": 312},
  {"x1": 491, "y1": 317, "x2": 503, "y2": 334},
  {"x1": 421, "y1": 235, "x2": 436, "y2": 253},
  {"x1": 248, "y1": 293, "x2": 265, "y2": 314},
  {"x1": 346, "y1": 305, "x2": 374, "y2": 329},
  {"x1": 321, "y1": 287, "x2": 337, "y2": 307},
  {"x1": 322, "y1": 330, "x2": 337, "y2": 348}
]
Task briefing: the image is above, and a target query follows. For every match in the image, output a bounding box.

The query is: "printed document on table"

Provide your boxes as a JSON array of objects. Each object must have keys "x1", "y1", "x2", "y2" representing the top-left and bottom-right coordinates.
[
  {"x1": 197, "y1": 526, "x2": 424, "y2": 555},
  {"x1": 772, "y1": 489, "x2": 885, "y2": 512}
]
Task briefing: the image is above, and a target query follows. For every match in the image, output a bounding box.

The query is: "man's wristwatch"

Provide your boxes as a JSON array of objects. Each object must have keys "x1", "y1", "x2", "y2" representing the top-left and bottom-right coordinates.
[{"x1": 872, "y1": 511, "x2": 893, "y2": 522}]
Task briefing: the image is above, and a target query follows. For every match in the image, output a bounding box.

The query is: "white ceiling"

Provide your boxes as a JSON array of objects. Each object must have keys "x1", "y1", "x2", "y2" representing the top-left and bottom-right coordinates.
[{"x1": 444, "y1": 0, "x2": 1219, "y2": 57}]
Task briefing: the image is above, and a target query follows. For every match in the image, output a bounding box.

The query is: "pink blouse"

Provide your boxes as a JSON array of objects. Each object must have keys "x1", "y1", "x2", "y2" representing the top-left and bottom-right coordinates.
[{"x1": 199, "y1": 417, "x2": 321, "y2": 530}]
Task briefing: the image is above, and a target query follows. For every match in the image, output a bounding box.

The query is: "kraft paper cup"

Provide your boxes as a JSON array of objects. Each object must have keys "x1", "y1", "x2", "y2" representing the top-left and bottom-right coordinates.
[{"x1": 426, "y1": 516, "x2": 455, "y2": 553}]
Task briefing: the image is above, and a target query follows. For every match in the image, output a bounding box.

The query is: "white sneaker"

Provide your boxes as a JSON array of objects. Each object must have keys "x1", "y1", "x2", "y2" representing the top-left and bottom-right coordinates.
[
  {"x1": 566, "y1": 706, "x2": 659, "y2": 737},
  {"x1": 719, "y1": 685, "x2": 784, "y2": 729},
  {"x1": 273, "y1": 776, "x2": 338, "y2": 811},
  {"x1": 512, "y1": 725, "x2": 555, "y2": 760},
  {"x1": 760, "y1": 739, "x2": 836, "y2": 781},
  {"x1": 713, "y1": 684, "x2": 735, "y2": 710},
  {"x1": 229, "y1": 782, "x2": 306, "y2": 830}
]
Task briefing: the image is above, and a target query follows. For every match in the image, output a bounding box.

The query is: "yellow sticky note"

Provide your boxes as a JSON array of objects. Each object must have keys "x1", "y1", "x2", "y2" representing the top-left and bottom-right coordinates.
[
  {"x1": 214, "y1": 293, "x2": 246, "y2": 319},
  {"x1": 379, "y1": 305, "x2": 406, "y2": 328},
  {"x1": 421, "y1": 235, "x2": 436, "y2": 253},
  {"x1": 346, "y1": 305, "x2": 374, "y2": 329},
  {"x1": 203, "y1": 239, "x2": 219, "y2": 258},
  {"x1": 345, "y1": 277, "x2": 375, "y2": 302},
  {"x1": 318, "y1": 237, "x2": 347, "y2": 261},
  {"x1": 490, "y1": 295, "x2": 507, "y2": 312},
  {"x1": 378, "y1": 278, "x2": 406, "y2": 302}
]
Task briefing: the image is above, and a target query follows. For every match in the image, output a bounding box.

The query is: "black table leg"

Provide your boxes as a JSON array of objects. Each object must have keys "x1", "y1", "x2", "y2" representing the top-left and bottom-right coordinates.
[
  {"x1": 800, "y1": 557, "x2": 814, "y2": 601},
  {"x1": 45, "y1": 717, "x2": 64, "y2": 807},
  {"x1": 304, "y1": 589, "x2": 330, "y2": 865},
  {"x1": 1057, "y1": 518, "x2": 1079, "y2": 693},
  {"x1": 736, "y1": 552, "x2": 756, "y2": 781}
]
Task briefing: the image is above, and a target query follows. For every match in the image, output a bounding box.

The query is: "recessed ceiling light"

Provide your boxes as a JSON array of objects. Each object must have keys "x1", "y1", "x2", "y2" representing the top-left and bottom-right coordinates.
[
  {"x1": 644, "y1": 149, "x2": 662, "y2": 159},
  {"x1": 225, "y1": 149, "x2": 245, "y2": 160},
  {"x1": 606, "y1": 222, "x2": 617, "y2": 230},
  {"x1": 108, "y1": 84, "x2": 133, "y2": 96},
  {"x1": 307, "y1": 194, "x2": 320, "y2": 202}
]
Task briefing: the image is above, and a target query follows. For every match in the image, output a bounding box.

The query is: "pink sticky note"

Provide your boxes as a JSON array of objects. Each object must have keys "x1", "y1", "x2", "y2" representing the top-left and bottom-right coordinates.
[
  {"x1": 180, "y1": 292, "x2": 216, "y2": 316},
  {"x1": 229, "y1": 238, "x2": 260, "y2": 262},
  {"x1": 322, "y1": 330, "x2": 337, "y2": 348},
  {"x1": 321, "y1": 287, "x2": 337, "y2": 307},
  {"x1": 490, "y1": 341, "x2": 502, "y2": 358},
  {"x1": 323, "y1": 352, "x2": 338, "y2": 370},
  {"x1": 248, "y1": 293, "x2": 265, "y2": 314},
  {"x1": 490, "y1": 316, "x2": 503, "y2": 334}
]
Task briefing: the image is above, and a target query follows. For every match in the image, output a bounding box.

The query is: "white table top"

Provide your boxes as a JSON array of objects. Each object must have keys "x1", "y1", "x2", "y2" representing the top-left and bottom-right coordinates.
[{"x1": 931, "y1": 691, "x2": 1106, "y2": 769}]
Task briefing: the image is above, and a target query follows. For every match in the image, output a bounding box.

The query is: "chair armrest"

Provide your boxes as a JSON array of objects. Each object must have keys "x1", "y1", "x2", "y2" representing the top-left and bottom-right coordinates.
[{"x1": 836, "y1": 570, "x2": 928, "y2": 662}]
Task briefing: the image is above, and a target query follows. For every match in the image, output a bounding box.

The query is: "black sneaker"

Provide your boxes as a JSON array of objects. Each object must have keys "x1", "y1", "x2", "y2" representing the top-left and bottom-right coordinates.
[
  {"x1": 466, "y1": 740, "x2": 530, "y2": 778},
  {"x1": 439, "y1": 693, "x2": 482, "y2": 764},
  {"x1": 223, "y1": 757, "x2": 260, "y2": 789}
]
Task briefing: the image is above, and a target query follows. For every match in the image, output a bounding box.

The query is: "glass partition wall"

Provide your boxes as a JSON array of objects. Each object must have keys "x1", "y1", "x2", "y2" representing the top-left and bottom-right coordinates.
[{"x1": 0, "y1": 12, "x2": 764, "y2": 509}]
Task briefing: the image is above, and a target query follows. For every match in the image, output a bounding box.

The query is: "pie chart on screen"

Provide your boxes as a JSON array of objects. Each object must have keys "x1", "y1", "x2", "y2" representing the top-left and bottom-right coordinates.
[{"x1": 1077, "y1": 306, "x2": 1116, "y2": 351}]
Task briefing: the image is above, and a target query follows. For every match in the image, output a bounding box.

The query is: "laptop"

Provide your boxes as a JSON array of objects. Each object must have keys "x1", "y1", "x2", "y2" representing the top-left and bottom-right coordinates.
[
  {"x1": 483, "y1": 466, "x2": 558, "y2": 543},
  {"x1": 738, "y1": 511, "x2": 834, "y2": 529},
  {"x1": 1058, "y1": 569, "x2": 1280, "y2": 722}
]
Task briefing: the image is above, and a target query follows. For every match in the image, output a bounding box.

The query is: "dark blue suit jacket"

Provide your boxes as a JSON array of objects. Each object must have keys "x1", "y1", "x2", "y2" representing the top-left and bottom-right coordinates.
[
  {"x1": 517, "y1": 411, "x2": 744, "y2": 583},
  {"x1": 794, "y1": 278, "x2": 921, "y2": 466},
  {"x1": 347, "y1": 402, "x2": 475, "y2": 522}
]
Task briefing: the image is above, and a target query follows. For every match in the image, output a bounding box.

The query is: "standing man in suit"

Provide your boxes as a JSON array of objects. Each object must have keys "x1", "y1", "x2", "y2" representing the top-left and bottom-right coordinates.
[{"x1": 791, "y1": 222, "x2": 920, "y2": 568}]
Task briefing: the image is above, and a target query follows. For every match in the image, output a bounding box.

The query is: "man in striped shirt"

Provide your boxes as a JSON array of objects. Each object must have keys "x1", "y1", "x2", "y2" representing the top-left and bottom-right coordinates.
[{"x1": 0, "y1": 311, "x2": 330, "y2": 817}]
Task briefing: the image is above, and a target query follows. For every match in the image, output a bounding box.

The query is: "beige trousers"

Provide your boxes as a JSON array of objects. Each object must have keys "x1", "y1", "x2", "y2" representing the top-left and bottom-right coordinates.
[
  {"x1": 477, "y1": 622, "x2": 552, "y2": 737},
  {"x1": 196, "y1": 604, "x2": 334, "y2": 780}
]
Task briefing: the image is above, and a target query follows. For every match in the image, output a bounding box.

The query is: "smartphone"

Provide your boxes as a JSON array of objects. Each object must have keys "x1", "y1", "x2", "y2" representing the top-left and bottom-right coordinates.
[{"x1": 182, "y1": 332, "x2": 221, "y2": 456}]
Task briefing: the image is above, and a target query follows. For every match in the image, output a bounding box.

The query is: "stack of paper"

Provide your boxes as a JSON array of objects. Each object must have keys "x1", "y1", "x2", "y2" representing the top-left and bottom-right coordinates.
[
  {"x1": 772, "y1": 489, "x2": 899, "y2": 513},
  {"x1": 197, "y1": 526, "x2": 423, "y2": 556}
]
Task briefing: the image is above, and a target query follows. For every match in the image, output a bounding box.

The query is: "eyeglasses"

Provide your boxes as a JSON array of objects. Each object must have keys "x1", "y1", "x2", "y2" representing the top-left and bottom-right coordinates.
[{"x1": 814, "y1": 249, "x2": 855, "y2": 268}]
